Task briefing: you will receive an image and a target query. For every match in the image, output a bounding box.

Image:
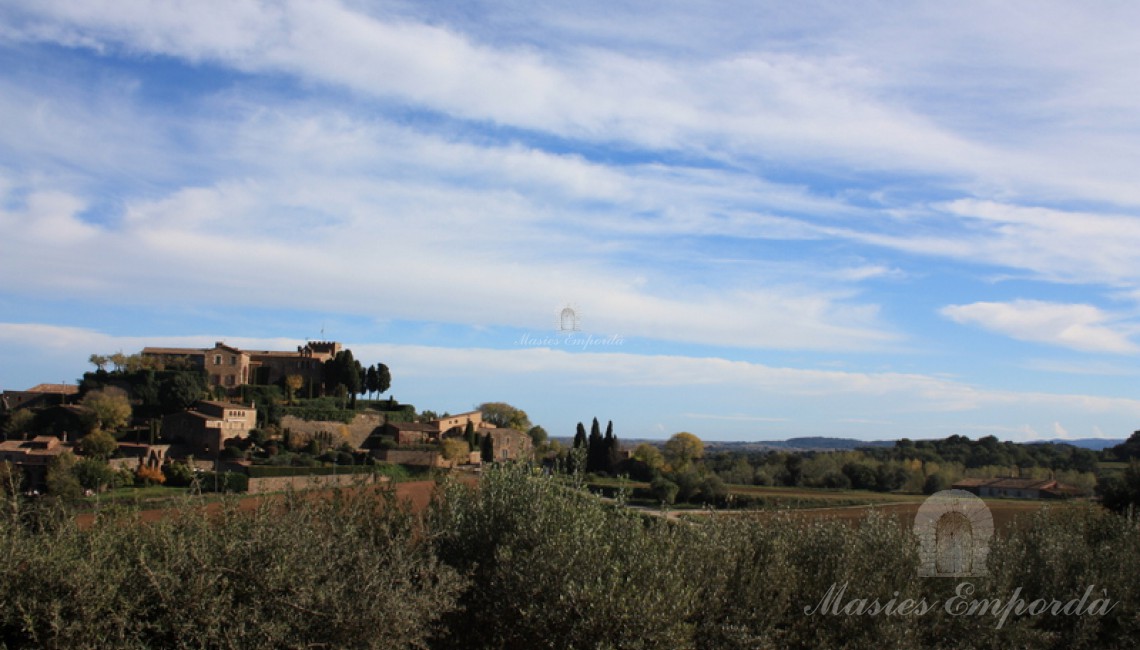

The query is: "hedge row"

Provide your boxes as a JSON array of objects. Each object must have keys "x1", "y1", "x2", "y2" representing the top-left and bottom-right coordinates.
[{"x1": 279, "y1": 406, "x2": 356, "y2": 423}]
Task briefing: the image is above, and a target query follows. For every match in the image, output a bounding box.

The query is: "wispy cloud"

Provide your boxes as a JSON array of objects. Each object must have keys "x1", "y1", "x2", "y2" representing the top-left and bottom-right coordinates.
[
  {"x1": 941, "y1": 299, "x2": 1139, "y2": 353},
  {"x1": 681, "y1": 413, "x2": 790, "y2": 423},
  {"x1": 5, "y1": 2, "x2": 1140, "y2": 440}
]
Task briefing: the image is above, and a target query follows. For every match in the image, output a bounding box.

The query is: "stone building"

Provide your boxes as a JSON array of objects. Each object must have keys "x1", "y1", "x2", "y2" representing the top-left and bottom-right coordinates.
[
  {"x1": 482, "y1": 428, "x2": 534, "y2": 462},
  {"x1": 141, "y1": 341, "x2": 341, "y2": 394},
  {"x1": 1, "y1": 384, "x2": 79, "y2": 411},
  {"x1": 162, "y1": 401, "x2": 257, "y2": 456},
  {"x1": 0, "y1": 435, "x2": 70, "y2": 491},
  {"x1": 435, "y1": 410, "x2": 483, "y2": 435}
]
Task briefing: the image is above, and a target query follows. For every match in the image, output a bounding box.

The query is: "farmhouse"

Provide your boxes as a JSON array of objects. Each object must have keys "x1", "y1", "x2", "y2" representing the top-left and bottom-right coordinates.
[
  {"x1": 435, "y1": 410, "x2": 484, "y2": 435},
  {"x1": 952, "y1": 477, "x2": 1082, "y2": 499},
  {"x1": 0, "y1": 435, "x2": 71, "y2": 490},
  {"x1": 161, "y1": 401, "x2": 257, "y2": 456},
  {"x1": 1, "y1": 383, "x2": 79, "y2": 411},
  {"x1": 480, "y1": 428, "x2": 534, "y2": 463},
  {"x1": 358, "y1": 411, "x2": 533, "y2": 466},
  {"x1": 141, "y1": 341, "x2": 341, "y2": 394},
  {"x1": 370, "y1": 421, "x2": 440, "y2": 446}
]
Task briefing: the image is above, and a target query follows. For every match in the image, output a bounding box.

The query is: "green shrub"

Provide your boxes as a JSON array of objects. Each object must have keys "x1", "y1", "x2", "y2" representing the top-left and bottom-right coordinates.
[
  {"x1": 650, "y1": 475, "x2": 679, "y2": 505},
  {"x1": 162, "y1": 462, "x2": 195, "y2": 487},
  {"x1": 194, "y1": 471, "x2": 248, "y2": 493},
  {"x1": 72, "y1": 458, "x2": 118, "y2": 492},
  {"x1": 0, "y1": 488, "x2": 463, "y2": 648},
  {"x1": 1, "y1": 463, "x2": 1137, "y2": 649},
  {"x1": 429, "y1": 465, "x2": 706, "y2": 649}
]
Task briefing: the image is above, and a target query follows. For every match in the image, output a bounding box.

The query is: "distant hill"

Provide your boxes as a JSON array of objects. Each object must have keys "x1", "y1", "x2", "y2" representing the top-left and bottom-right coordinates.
[
  {"x1": 783, "y1": 436, "x2": 893, "y2": 450},
  {"x1": 702, "y1": 437, "x2": 894, "y2": 452},
  {"x1": 567, "y1": 435, "x2": 1125, "y2": 451},
  {"x1": 1027, "y1": 438, "x2": 1124, "y2": 451}
]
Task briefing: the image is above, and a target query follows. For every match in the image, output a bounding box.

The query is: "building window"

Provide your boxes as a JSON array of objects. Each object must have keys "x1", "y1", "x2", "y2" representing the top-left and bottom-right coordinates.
[
  {"x1": 230, "y1": 355, "x2": 237, "y2": 366},
  {"x1": 225, "y1": 375, "x2": 235, "y2": 387},
  {"x1": 211, "y1": 375, "x2": 220, "y2": 386},
  {"x1": 214, "y1": 355, "x2": 222, "y2": 366}
]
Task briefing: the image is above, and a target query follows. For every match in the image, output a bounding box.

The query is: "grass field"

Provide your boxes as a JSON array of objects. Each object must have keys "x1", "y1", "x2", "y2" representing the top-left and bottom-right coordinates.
[
  {"x1": 713, "y1": 497, "x2": 1068, "y2": 533},
  {"x1": 1098, "y1": 460, "x2": 1129, "y2": 477},
  {"x1": 584, "y1": 477, "x2": 1077, "y2": 532}
]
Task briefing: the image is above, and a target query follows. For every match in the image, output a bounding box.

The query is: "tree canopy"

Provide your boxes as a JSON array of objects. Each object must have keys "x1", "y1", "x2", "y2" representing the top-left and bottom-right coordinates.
[
  {"x1": 477, "y1": 402, "x2": 532, "y2": 431},
  {"x1": 81, "y1": 388, "x2": 132, "y2": 433},
  {"x1": 663, "y1": 432, "x2": 704, "y2": 471},
  {"x1": 78, "y1": 429, "x2": 118, "y2": 460}
]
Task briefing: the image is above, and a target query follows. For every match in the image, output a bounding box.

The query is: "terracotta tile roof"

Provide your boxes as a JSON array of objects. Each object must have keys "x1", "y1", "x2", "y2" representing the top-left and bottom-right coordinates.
[
  {"x1": 142, "y1": 346, "x2": 206, "y2": 355},
  {"x1": 198, "y1": 401, "x2": 255, "y2": 411},
  {"x1": 25, "y1": 384, "x2": 79, "y2": 394},
  {"x1": 0, "y1": 436, "x2": 68, "y2": 456}
]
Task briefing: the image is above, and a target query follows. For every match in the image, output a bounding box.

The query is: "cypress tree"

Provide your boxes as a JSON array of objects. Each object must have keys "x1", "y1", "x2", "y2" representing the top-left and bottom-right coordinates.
[
  {"x1": 587, "y1": 417, "x2": 604, "y2": 473},
  {"x1": 569, "y1": 423, "x2": 588, "y2": 474},
  {"x1": 465, "y1": 421, "x2": 477, "y2": 449},
  {"x1": 605, "y1": 420, "x2": 622, "y2": 475},
  {"x1": 481, "y1": 433, "x2": 494, "y2": 463}
]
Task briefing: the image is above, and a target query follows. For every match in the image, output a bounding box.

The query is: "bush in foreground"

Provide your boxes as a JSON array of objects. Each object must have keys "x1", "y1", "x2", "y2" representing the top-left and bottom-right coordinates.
[
  {"x1": 0, "y1": 466, "x2": 1138, "y2": 649},
  {"x1": 0, "y1": 488, "x2": 463, "y2": 649}
]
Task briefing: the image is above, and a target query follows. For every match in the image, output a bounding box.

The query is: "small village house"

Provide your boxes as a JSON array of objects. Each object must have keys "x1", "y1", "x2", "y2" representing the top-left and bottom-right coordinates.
[
  {"x1": 161, "y1": 401, "x2": 257, "y2": 456},
  {"x1": 0, "y1": 435, "x2": 71, "y2": 491}
]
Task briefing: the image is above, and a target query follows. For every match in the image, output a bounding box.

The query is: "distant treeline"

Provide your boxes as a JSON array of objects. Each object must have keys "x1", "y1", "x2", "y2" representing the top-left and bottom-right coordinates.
[{"x1": 602, "y1": 434, "x2": 1103, "y2": 506}]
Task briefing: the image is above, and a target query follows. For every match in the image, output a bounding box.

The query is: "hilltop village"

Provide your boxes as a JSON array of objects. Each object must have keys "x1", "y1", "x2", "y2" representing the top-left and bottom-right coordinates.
[
  {"x1": 1, "y1": 339, "x2": 1130, "y2": 511},
  {"x1": 0, "y1": 341, "x2": 539, "y2": 496}
]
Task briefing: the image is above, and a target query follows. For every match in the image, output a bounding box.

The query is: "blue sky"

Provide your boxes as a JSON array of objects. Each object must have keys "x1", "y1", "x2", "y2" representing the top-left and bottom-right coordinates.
[{"x1": 3, "y1": 1, "x2": 1140, "y2": 442}]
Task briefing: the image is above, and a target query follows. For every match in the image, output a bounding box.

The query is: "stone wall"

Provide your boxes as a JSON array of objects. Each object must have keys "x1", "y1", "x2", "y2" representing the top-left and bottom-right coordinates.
[
  {"x1": 377, "y1": 448, "x2": 453, "y2": 468},
  {"x1": 281, "y1": 412, "x2": 385, "y2": 449},
  {"x1": 245, "y1": 471, "x2": 388, "y2": 495}
]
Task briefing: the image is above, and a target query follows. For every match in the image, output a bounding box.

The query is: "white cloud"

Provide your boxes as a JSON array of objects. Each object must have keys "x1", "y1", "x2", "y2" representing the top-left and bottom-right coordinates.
[
  {"x1": 1053, "y1": 421, "x2": 1071, "y2": 440},
  {"x1": 0, "y1": 99, "x2": 901, "y2": 354},
  {"x1": 1020, "y1": 359, "x2": 1138, "y2": 376},
  {"x1": 1, "y1": 1, "x2": 996, "y2": 176},
  {"x1": 941, "y1": 299, "x2": 1139, "y2": 353},
  {"x1": 941, "y1": 200, "x2": 1140, "y2": 286},
  {"x1": 6, "y1": 1, "x2": 1140, "y2": 441}
]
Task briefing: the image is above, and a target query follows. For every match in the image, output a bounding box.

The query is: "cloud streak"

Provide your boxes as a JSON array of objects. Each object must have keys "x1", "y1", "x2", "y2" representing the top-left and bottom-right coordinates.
[
  {"x1": 4, "y1": 2, "x2": 1140, "y2": 440},
  {"x1": 941, "y1": 300, "x2": 1139, "y2": 353}
]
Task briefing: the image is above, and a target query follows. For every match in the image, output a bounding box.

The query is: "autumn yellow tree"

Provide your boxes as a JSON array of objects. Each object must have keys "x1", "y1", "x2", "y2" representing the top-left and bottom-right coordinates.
[
  {"x1": 441, "y1": 439, "x2": 471, "y2": 464},
  {"x1": 82, "y1": 387, "x2": 132, "y2": 433},
  {"x1": 136, "y1": 465, "x2": 166, "y2": 486},
  {"x1": 285, "y1": 374, "x2": 304, "y2": 405},
  {"x1": 632, "y1": 443, "x2": 665, "y2": 472},
  {"x1": 663, "y1": 432, "x2": 703, "y2": 472}
]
